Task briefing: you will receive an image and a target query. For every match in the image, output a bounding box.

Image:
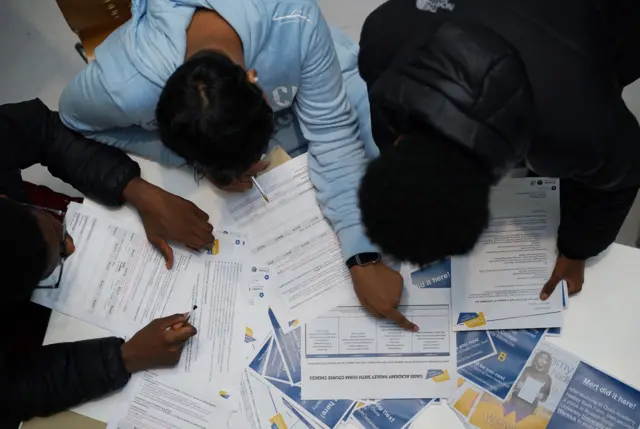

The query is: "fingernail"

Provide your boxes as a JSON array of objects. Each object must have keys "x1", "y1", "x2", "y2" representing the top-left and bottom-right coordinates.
[
  {"x1": 183, "y1": 312, "x2": 190, "y2": 318},
  {"x1": 411, "y1": 325, "x2": 420, "y2": 332},
  {"x1": 540, "y1": 293, "x2": 548, "y2": 301}
]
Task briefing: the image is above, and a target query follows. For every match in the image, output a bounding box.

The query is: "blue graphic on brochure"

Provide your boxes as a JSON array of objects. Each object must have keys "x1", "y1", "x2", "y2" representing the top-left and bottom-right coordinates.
[
  {"x1": 269, "y1": 308, "x2": 302, "y2": 384},
  {"x1": 410, "y1": 259, "x2": 451, "y2": 289},
  {"x1": 468, "y1": 340, "x2": 640, "y2": 429},
  {"x1": 457, "y1": 330, "x2": 497, "y2": 368},
  {"x1": 265, "y1": 338, "x2": 291, "y2": 383},
  {"x1": 459, "y1": 329, "x2": 545, "y2": 399},
  {"x1": 268, "y1": 378, "x2": 354, "y2": 429},
  {"x1": 250, "y1": 339, "x2": 271, "y2": 374},
  {"x1": 353, "y1": 399, "x2": 433, "y2": 429},
  {"x1": 248, "y1": 309, "x2": 356, "y2": 429},
  {"x1": 547, "y1": 361, "x2": 640, "y2": 428}
]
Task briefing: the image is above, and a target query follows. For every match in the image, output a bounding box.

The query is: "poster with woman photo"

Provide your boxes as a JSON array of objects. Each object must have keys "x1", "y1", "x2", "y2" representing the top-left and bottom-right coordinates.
[{"x1": 467, "y1": 341, "x2": 578, "y2": 428}]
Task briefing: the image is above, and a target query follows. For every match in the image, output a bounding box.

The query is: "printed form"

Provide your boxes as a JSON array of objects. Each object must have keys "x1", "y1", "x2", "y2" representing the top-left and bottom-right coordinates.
[
  {"x1": 107, "y1": 371, "x2": 233, "y2": 429},
  {"x1": 451, "y1": 178, "x2": 564, "y2": 331},
  {"x1": 164, "y1": 257, "x2": 249, "y2": 398},
  {"x1": 300, "y1": 262, "x2": 456, "y2": 400},
  {"x1": 31, "y1": 204, "x2": 195, "y2": 334},
  {"x1": 224, "y1": 154, "x2": 355, "y2": 331},
  {"x1": 33, "y1": 204, "x2": 249, "y2": 399}
]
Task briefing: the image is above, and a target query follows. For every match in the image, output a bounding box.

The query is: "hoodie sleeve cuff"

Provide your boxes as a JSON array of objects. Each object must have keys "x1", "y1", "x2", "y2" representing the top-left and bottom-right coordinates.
[{"x1": 337, "y1": 223, "x2": 379, "y2": 262}]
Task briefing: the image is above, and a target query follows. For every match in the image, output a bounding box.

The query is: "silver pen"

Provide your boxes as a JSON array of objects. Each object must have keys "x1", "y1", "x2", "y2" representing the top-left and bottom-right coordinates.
[{"x1": 251, "y1": 176, "x2": 269, "y2": 203}]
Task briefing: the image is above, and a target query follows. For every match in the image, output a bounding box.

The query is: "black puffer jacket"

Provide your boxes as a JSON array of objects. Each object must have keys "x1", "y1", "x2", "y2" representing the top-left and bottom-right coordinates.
[
  {"x1": 360, "y1": 0, "x2": 640, "y2": 260},
  {"x1": 0, "y1": 99, "x2": 137, "y2": 420}
]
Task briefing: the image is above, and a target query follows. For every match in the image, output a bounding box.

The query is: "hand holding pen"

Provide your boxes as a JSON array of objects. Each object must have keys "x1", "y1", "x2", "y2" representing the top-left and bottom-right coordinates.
[{"x1": 121, "y1": 311, "x2": 197, "y2": 373}]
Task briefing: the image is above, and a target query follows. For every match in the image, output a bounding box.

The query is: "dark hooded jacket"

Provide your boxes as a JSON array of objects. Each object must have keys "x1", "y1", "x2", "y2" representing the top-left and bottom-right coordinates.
[
  {"x1": 0, "y1": 99, "x2": 138, "y2": 421},
  {"x1": 359, "y1": 0, "x2": 640, "y2": 259}
]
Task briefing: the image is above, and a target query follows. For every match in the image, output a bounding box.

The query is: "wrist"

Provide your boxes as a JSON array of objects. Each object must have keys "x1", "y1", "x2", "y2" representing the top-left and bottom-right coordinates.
[
  {"x1": 122, "y1": 177, "x2": 151, "y2": 208},
  {"x1": 120, "y1": 341, "x2": 139, "y2": 374},
  {"x1": 346, "y1": 252, "x2": 381, "y2": 270}
]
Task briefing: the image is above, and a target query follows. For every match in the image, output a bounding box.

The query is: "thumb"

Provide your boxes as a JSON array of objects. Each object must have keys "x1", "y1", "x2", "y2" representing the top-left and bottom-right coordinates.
[
  {"x1": 386, "y1": 308, "x2": 420, "y2": 332},
  {"x1": 247, "y1": 160, "x2": 270, "y2": 176},
  {"x1": 157, "y1": 313, "x2": 187, "y2": 329},
  {"x1": 166, "y1": 324, "x2": 198, "y2": 343},
  {"x1": 150, "y1": 236, "x2": 174, "y2": 270},
  {"x1": 540, "y1": 275, "x2": 562, "y2": 301}
]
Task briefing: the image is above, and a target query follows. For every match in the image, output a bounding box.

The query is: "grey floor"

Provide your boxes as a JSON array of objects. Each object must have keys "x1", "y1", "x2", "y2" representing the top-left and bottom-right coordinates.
[{"x1": 1, "y1": 0, "x2": 639, "y2": 247}]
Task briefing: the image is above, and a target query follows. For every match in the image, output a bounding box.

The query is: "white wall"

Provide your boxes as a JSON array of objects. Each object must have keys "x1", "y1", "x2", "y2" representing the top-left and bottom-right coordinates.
[{"x1": 1, "y1": 0, "x2": 639, "y2": 245}]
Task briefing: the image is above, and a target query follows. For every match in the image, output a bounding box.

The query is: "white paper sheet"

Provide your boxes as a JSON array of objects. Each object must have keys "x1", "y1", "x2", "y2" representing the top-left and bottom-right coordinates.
[
  {"x1": 516, "y1": 377, "x2": 546, "y2": 403},
  {"x1": 451, "y1": 178, "x2": 564, "y2": 331},
  {"x1": 244, "y1": 272, "x2": 274, "y2": 364},
  {"x1": 31, "y1": 204, "x2": 195, "y2": 333},
  {"x1": 300, "y1": 264, "x2": 456, "y2": 400},
  {"x1": 157, "y1": 257, "x2": 248, "y2": 396},
  {"x1": 107, "y1": 371, "x2": 233, "y2": 429},
  {"x1": 224, "y1": 154, "x2": 355, "y2": 331}
]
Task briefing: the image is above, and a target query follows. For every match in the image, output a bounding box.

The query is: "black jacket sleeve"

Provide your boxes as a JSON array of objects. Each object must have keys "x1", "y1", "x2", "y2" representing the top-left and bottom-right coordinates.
[
  {"x1": 558, "y1": 179, "x2": 638, "y2": 260},
  {"x1": 0, "y1": 338, "x2": 131, "y2": 420},
  {"x1": 0, "y1": 99, "x2": 140, "y2": 206}
]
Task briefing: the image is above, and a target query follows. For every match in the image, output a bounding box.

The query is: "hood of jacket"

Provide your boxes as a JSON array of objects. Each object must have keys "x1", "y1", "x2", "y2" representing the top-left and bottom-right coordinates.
[{"x1": 369, "y1": 21, "x2": 535, "y2": 179}]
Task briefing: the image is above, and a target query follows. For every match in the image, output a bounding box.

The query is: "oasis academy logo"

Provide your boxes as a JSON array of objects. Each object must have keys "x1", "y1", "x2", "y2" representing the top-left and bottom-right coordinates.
[
  {"x1": 272, "y1": 10, "x2": 311, "y2": 24},
  {"x1": 416, "y1": 0, "x2": 455, "y2": 13}
]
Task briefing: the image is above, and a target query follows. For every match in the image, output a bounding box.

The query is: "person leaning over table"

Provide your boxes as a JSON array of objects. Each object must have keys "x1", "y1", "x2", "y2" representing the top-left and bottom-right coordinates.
[
  {"x1": 357, "y1": 0, "x2": 640, "y2": 302},
  {"x1": 0, "y1": 99, "x2": 204, "y2": 422},
  {"x1": 58, "y1": 0, "x2": 414, "y2": 330}
]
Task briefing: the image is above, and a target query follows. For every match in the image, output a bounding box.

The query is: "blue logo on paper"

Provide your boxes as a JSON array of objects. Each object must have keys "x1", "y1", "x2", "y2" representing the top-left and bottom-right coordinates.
[
  {"x1": 265, "y1": 275, "x2": 270, "y2": 280},
  {"x1": 426, "y1": 370, "x2": 444, "y2": 380},
  {"x1": 235, "y1": 239, "x2": 241, "y2": 245},
  {"x1": 457, "y1": 313, "x2": 481, "y2": 325},
  {"x1": 410, "y1": 259, "x2": 451, "y2": 289},
  {"x1": 259, "y1": 292, "x2": 265, "y2": 298}
]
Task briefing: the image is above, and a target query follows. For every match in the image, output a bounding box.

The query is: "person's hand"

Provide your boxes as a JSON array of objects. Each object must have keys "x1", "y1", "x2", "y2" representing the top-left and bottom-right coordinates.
[
  {"x1": 351, "y1": 263, "x2": 419, "y2": 332},
  {"x1": 209, "y1": 161, "x2": 270, "y2": 193},
  {"x1": 120, "y1": 313, "x2": 197, "y2": 373},
  {"x1": 540, "y1": 255, "x2": 585, "y2": 301},
  {"x1": 123, "y1": 178, "x2": 214, "y2": 269}
]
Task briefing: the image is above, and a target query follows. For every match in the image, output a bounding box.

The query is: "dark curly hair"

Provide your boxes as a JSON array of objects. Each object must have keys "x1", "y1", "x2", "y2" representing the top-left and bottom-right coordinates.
[
  {"x1": 358, "y1": 131, "x2": 493, "y2": 266},
  {"x1": 156, "y1": 49, "x2": 274, "y2": 186},
  {"x1": 0, "y1": 198, "x2": 48, "y2": 303}
]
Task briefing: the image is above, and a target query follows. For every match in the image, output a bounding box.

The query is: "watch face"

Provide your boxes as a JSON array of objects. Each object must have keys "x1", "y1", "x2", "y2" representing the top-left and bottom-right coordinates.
[{"x1": 357, "y1": 253, "x2": 381, "y2": 266}]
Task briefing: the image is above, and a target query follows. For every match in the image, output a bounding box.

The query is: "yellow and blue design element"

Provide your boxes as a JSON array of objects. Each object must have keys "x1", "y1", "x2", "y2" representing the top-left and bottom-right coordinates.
[
  {"x1": 219, "y1": 391, "x2": 231, "y2": 399},
  {"x1": 206, "y1": 239, "x2": 220, "y2": 255},
  {"x1": 469, "y1": 393, "x2": 552, "y2": 429},
  {"x1": 457, "y1": 312, "x2": 487, "y2": 328},
  {"x1": 245, "y1": 326, "x2": 257, "y2": 343},
  {"x1": 268, "y1": 413, "x2": 288, "y2": 429},
  {"x1": 427, "y1": 369, "x2": 451, "y2": 383},
  {"x1": 287, "y1": 320, "x2": 299, "y2": 328}
]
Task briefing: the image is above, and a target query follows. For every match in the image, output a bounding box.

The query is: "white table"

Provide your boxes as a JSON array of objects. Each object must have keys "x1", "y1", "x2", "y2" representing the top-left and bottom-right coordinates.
[{"x1": 44, "y1": 158, "x2": 640, "y2": 427}]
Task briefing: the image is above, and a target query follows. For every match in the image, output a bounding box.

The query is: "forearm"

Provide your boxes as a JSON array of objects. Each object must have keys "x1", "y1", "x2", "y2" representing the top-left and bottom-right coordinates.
[
  {"x1": 307, "y1": 151, "x2": 378, "y2": 259},
  {"x1": 1, "y1": 338, "x2": 130, "y2": 420},
  {"x1": 44, "y1": 113, "x2": 141, "y2": 206},
  {"x1": 81, "y1": 126, "x2": 187, "y2": 167},
  {"x1": 558, "y1": 179, "x2": 639, "y2": 259}
]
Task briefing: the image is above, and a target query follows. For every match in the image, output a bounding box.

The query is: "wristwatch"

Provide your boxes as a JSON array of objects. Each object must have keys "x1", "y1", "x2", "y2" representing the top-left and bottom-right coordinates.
[{"x1": 346, "y1": 252, "x2": 381, "y2": 269}]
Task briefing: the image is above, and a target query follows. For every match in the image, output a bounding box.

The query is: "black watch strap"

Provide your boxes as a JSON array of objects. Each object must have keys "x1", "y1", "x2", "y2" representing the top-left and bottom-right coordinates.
[{"x1": 346, "y1": 252, "x2": 381, "y2": 269}]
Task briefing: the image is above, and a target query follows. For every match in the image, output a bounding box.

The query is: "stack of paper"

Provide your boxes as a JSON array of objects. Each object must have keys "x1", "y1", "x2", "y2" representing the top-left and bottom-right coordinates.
[
  {"x1": 34, "y1": 155, "x2": 594, "y2": 429},
  {"x1": 451, "y1": 178, "x2": 565, "y2": 331}
]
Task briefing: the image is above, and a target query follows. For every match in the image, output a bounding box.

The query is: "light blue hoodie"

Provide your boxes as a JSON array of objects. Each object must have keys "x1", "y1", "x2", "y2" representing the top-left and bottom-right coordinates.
[{"x1": 59, "y1": 0, "x2": 380, "y2": 261}]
